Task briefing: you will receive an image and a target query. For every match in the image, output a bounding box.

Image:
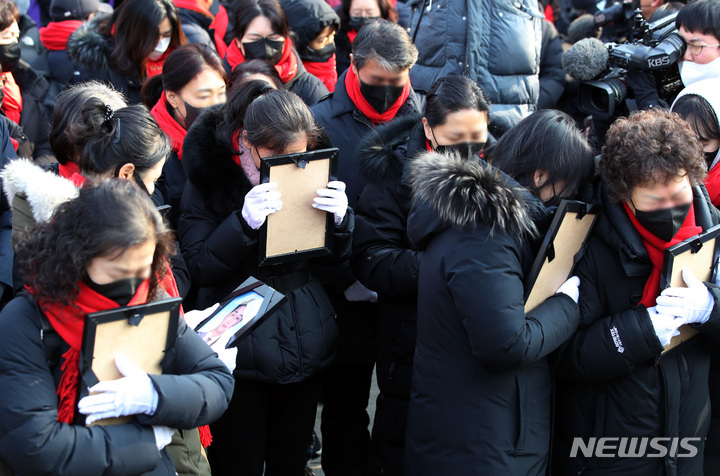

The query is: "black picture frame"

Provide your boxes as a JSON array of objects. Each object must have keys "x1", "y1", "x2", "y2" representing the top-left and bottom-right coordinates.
[
  {"x1": 77, "y1": 297, "x2": 183, "y2": 425},
  {"x1": 524, "y1": 200, "x2": 601, "y2": 312},
  {"x1": 258, "y1": 148, "x2": 339, "y2": 267},
  {"x1": 194, "y1": 277, "x2": 287, "y2": 350},
  {"x1": 662, "y1": 224, "x2": 720, "y2": 290}
]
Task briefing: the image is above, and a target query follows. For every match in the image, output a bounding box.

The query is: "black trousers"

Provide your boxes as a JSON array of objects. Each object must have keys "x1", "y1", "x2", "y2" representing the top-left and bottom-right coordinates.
[
  {"x1": 208, "y1": 375, "x2": 321, "y2": 476},
  {"x1": 321, "y1": 362, "x2": 375, "y2": 476}
]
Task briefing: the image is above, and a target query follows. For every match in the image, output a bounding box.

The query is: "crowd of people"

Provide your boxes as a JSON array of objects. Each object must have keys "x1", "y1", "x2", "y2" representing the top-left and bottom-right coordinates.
[{"x1": 0, "y1": 0, "x2": 718, "y2": 475}]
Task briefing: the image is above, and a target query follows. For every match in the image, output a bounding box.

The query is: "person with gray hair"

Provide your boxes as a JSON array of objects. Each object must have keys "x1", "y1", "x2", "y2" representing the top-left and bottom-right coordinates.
[{"x1": 310, "y1": 18, "x2": 421, "y2": 476}]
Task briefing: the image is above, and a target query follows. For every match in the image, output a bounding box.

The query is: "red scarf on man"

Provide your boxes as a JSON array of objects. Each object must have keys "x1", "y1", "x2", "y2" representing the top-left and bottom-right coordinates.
[
  {"x1": 623, "y1": 202, "x2": 703, "y2": 307},
  {"x1": 151, "y1": 91, "x2": 187, "y2": 160},
  {"x1": 39, "y1": 20, "x2": 83, "y2": 50},
  {"x1": 2, "y1": 72, "x2": 22, "y2": 125},
  {"x1": 304, "y1": 54, "x2": 337, "y2": 92},
  {"x1": 345, "y1": 65, "x2": 411, "y2": 124},
  {"x1": 225, "y1": 37, "x2": 298, "y2": 83},
  {"x1": 173, "y1": 0, "x2": 228, "y2": 57}
]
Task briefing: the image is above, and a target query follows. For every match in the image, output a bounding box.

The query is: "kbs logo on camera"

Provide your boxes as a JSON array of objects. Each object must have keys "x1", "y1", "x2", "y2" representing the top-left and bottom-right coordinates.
[{"x1": 570, "y1": 437, "x2": 702, "y2": 458}]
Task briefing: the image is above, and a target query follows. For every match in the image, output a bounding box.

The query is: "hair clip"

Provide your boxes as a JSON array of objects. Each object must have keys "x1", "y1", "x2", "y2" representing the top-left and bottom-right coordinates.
[
  {"x1": 113, "y1": 118, "x2": 121, "y2": 144},
  {"x1": 103, "y1": 105, "x2": 114, "y2": 124}
]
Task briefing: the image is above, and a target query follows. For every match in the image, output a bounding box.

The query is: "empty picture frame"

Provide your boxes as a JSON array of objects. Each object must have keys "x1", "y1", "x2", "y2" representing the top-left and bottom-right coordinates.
[
  {"x1": 524, "y1": 200, "x2": 601, "y2": 313},
  {"x1": 660, "y1": 224, "x2": 720, "y2": 354},
  {"x1": 78, "y1": 297, "x2": 183, "y2": 426},
  {"x1": 258, "y1": 148, "x2": 339, "y2": 266},
  {"x1": 194, "y1": 277, "x2": 287, "y2": 351}
]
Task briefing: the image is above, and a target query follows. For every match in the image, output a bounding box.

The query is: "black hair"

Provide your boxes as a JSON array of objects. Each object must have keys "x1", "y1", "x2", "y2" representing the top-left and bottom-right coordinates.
[
  {"x1": 337, "y1": 0, "x2": 397, "y2": 33},
  {"x1": 232, "y1": 0, "x2": 290, "y2": 41},
  {"x1": 106, "y1": 0, "x2": 186, "y2": 82},
  {"x1": 50, "y1": 81, "x2": 128, "y2": 165},
  {"x1": 228, "y1": 58, "x2": 283, "y2": 93},
  {"x1": 0, "y1": 0, "x2": 18, "y2": 32},
  {"x1": 673, "y1": 93, "x2": 720, "y2": 143},
  {"x1": 66, "y1": 100, "x2": 170, "y2": 181},
  {"x1": 424, "y1": 75, "x2": 491, "y2": 128},
  {"x1": 485, "y1": 109, "x2": 595, "y2": 200},
  {"x1": 141, "y1": 43, "x2": 227, "y2": 108},
  {"x1": 17, "y1": 180, "x2": 175, "y2": 306},
  {"x1": 676, "y1": 0, "x2": 720, "y2": 42},
  {"x1": 351, "y1": 19, "x2": 417, "y2": 71},
  {"x1": 216, "y1": 79, "x2": 321, "y2": 154}
]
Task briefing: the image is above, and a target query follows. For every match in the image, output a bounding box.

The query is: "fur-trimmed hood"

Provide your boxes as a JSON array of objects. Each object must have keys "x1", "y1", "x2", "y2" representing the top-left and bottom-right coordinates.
[
  {"x1": 358, "y1": 114, "x2": 423, "y2": 184},
  {"x1": 182, "y1": 105, "x2": 254, "y2": 219},
  {"x1": 408, "y1": 151, "x2": 539, "y2": 250},
  {"x1": 67, "y1": 13, "x2": 112, "y2": 72},
  {"x1": 0, "y1": 159, "x2": 78, "y2": 222}
]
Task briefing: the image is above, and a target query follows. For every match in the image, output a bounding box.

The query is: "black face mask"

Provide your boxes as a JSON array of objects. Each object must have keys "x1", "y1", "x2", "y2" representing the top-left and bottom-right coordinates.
[
  {"x1": 86, "y1": 276, "x2": 145, "y2": 306},
  {"x1": 348, "y1": 16, "x2": 379, "y2": 31},
  {"x1": 705, "y1": 150, "x2": 718, "y2": 168},
  {"x1": 303, "y1": 42, "x2": 336, "y2": 63},
  {"x1": 359, "y1": 80, "x2": 405, "y2": 114},
  {"x1": 0, "y1": 41, "x2": 20, "y2": 73},
  {"x1": 243, "y1": 37, "x2": 285, "y2": 64},
  {"x1": 180, "y1": 99, "x2": 204, "y2": 130},
  {"x1": 633, "y1": 201, "x2": 692, "y2": 242}
]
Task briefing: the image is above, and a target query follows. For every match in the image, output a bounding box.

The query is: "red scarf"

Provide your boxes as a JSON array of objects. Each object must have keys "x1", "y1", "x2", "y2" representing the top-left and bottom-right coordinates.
[
  {"x1": 347, "y1": 29, "x2": 358, "y2": 44},
  {"x1": 39, "y1": 20, "x2": 83, "y2": 50},
  {"x1": 2, "y1": 72, "x2": 22, "y2": 125},
  {"x1": 146, "y1": 50, "x2": 170, "y2": 79},
  {"x1": 303, "y1": 54, "x2": 338, "y2": 92},
  {"x1": 58, "y1": 162, "x2": 80, "y2": 180},
  {"x1": 32, "y1": 280, "x2": 151, "y2": 424},
  {"x1": 173, "y1": 1, "x2": 228, "y2": 57},
  {"x1": 345, "y1": 65, "x2": 411, "y2": 124},
  {"x1": 705, "y1": 164, "x2": 720, "y2": 207},
  {"x1": 225, "y1": 37, "x2": 298, "y2": 83},
  {"x1": 151, "y1": 92, "x2": 187, "y2": 160},
  {"x1": 623, "y1": 202, "x2": 703, "y2": 307}
]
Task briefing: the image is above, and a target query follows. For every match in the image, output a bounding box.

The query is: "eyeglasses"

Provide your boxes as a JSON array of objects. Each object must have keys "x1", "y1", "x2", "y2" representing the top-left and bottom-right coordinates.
[{"x1": 687, "y1": 42, "x2": 720, "y2": 56}]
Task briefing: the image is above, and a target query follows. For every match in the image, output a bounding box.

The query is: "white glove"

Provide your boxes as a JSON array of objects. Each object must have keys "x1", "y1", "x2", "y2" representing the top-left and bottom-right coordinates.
[
  {"x1": 556, "y1": 276, "x2": 580, "y2": 304},
  {"x1": 313, "y1": 181, "x2": 348, "y2": 225},
  {"x1": 78, "y1": 354, "x2": 159, "y2": 425},
  {"x1": 152, "y1": 425, "x2": 174, "y2": 450},
  {"x1": 217, "y1": 347, "x2": 238, "y2": 372},
  {"x1": 241, "y1": 182, "x2": 283, "y2": 230},
  {"x1": 647, "y1": 306, "x2": 684, "y2": 347},
  {"x1": 185, "y1": 303, "x2": 220, "y2": 329},
  {"x1": 343, "y1": 280, "x2": 378, "y2": 302},
  {"x1": 656, "y1": 268, "x2": 715, "y2": 325}
]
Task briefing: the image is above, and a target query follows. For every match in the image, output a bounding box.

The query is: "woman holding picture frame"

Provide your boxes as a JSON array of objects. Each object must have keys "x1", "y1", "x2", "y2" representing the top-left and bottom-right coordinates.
[{"x1": 179, "y1": 79, "x2": 353, "y2": 475}]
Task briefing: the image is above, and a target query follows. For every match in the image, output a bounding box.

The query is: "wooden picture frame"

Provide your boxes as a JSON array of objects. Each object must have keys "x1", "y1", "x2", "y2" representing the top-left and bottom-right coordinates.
[
  {"x1": 524, "y1": 200, "x2": 601, "y2": 313},
  {"x1": 258, "y1": 148, "x2": 339, "y2": 267},
  {"x1": 660, "y1": 224, "x2": 720, "y2": 354},
  {"x1": 78, "y1": 298, "x2": 183, "y2": 426},
  {"x1": 194, "y1": 277, "x2": 287, "y2": 351}
]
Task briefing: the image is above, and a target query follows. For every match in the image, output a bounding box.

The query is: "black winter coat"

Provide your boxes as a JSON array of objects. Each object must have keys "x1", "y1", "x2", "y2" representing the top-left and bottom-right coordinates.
[
  {"x1": 178, "y1": 7, "x2": 218, "y2": 53},
  {"x1": 404, "y1": 152, "x2": 580, "y2": 475},
  {"x1": 31, "y1": 46, "x2": 76, "y2": 113},
  {"x1": 554, "y1": 187, "x2": 720, "y2": 476},
  {"x1": 155, "y1": 149, "x2": 185, "y2": 232},
  {"x1": 333, "y1": 25, "x2": 351, "y2": 78},
  {"x1": 7, "y1": 60, "x2": 53, "y2": 161},
  {"x1": 0, "y1": 293, "x2": 234, "y2": 475},
  {"x1": 178, "y1": 105, "x2": 353, "y2": 384},
  {"x1": 351, "y1": 115, "x2": 423, "y2": 474},
  {"x1": 281, "y1": 0, "x2": 339, "y2": 54},
  {"x1": 538, "y1": 19, "x2": 566, "y2": 110}
]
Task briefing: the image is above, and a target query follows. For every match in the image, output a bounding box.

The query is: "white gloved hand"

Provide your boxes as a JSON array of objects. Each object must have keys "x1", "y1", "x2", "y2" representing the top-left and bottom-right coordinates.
[
  {"x1": 647, "y1": 306, "x2": 684, "y2": 347},
  {"x1": 313, "y1": 181, "x2": 348, "y2": 225},
  {"x1": 656, "y1": 268, "x2": 715, "y2": 325},
  {"x1": 216, "y1": 347, "x2": 238, "y2": 372},
  {"x1": 152, "y1": 425, "x2": 175, "y2": 450},
  {"x1": 343, "y1": 280, "x2": 378, "y2": 303},
  {"x1": 78, "y1": 354, "x2": 159, "y2": 425},
  {"x1": 241, "y1": 182, "x2": 283, "y2": 230},
  {"x1": 184, "y1": 303, "x2": 220, "y2": 329},
  {"x1": 556, "y1": 276, "x2": 581, "y2": 304}
]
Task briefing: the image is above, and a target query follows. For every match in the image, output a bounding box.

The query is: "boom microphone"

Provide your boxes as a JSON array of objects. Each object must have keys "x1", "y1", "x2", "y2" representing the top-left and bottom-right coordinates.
[{"x1": 562, "y1": 38, "x2": 609, "y2": 81}]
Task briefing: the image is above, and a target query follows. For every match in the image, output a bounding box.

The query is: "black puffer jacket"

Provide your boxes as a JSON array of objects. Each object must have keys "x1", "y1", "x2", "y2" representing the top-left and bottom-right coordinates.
[
  {"x1": 178, "y1": 105, "x2": 354, "y2": 384},
  {"x1": 404, "y1": 151, "x2": 580, "y2": 475},
  {"x1": 553, "y1": 186, "x2": 720, "y2": 476},
  {"x1": 0, "y1": 293, "x2": 234, "y2": 476}
]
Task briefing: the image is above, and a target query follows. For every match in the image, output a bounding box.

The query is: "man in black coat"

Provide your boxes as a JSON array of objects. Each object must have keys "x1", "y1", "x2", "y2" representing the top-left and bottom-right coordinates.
[
  {"x1": 554, "y1": 109, "x2": 720, "y2": 476},
  {"x1": 310, "y1": 19, "x2": 421, "y2": 476}
]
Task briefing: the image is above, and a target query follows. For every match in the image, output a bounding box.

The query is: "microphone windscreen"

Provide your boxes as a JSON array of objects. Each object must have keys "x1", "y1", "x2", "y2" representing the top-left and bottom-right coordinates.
[{"x1": 562, "y1": 37, "x2": 609, "y2": 81}]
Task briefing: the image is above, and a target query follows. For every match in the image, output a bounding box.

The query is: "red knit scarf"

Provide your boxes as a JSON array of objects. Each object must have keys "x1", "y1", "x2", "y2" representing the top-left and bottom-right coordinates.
[
  {"x1": 705, "y1": 164, "x2": 720, "y2": 207},
  {"x1": 303, "y1": 53, "x2": 337, "y2": 92},
  {"x1": 623, "y1": 202, "x2": 703, "y2": 307},
  {"x1": 146, "y1": 49, "x2": 170, "y2": 79},
  {"x1": 57, "y1": 162, "x2": 80, "y2": 180},
  {"x1": 225, "y1": 37, "x2": 298, "y2": 83},
  {"x1": 2, "y1": 72, "x2": 22, "y2": 125},
  {"x1": 151, "y1": 91, "x2": 187, "y2": 160},
  {"x1": 173, "y1": 0, "x2": 228, "y2": 57},
  {"x1": 345, "y1": 65, "x2": 411, "y2": 124},
  {"x1": 39, "y1": 20, "x2": 83, "y2": 50}
]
